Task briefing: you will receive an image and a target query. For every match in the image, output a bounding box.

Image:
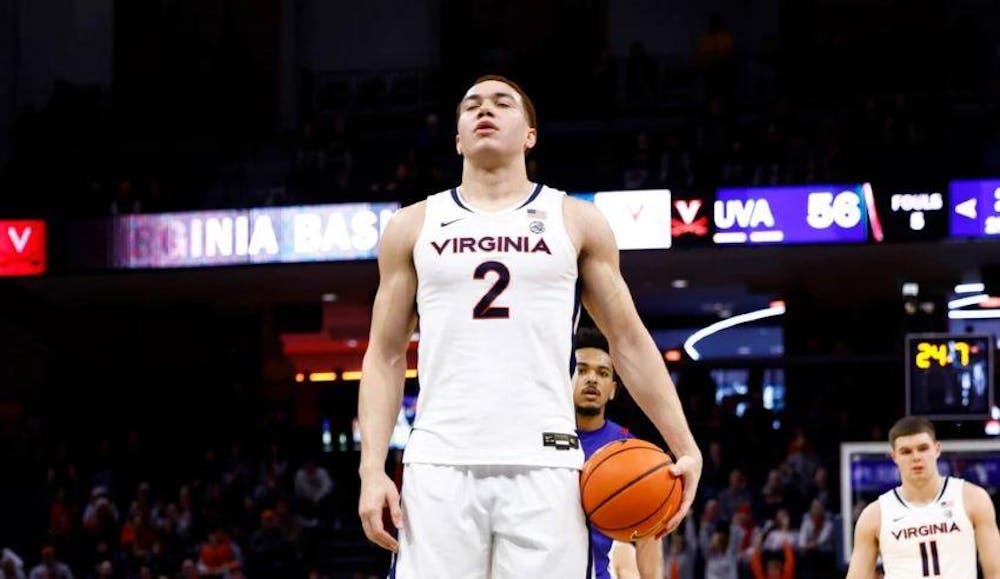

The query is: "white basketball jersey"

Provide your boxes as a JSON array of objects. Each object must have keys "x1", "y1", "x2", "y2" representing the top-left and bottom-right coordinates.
[
  {"x1": 877, "y1": 477, "x2": 977, "y2": 579},
  {"x1": 405, "y1": 184, "x2": 583, "y2": 468}
]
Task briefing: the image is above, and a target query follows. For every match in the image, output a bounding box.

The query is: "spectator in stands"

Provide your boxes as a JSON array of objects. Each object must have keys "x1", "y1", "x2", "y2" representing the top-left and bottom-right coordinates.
[
  {"x1": 259, "y1": 443, "x2": 289, "y2": 487},
  {"x1": 90, "y1": 560, "x2": 113, "y2": 579},
  {"x1": 798, "y1": 498, "x2": 835, "y2": 578},
  {"x1": 119, "y1": 511, "x2": 157, "y2": 559},
  {"x1": 81, "y1": 488, "x2": 119, "y2": 545},
  {"x1": 248, "y1": 510, "x2": 292, "y2": 578},
  {"x1": 663, "y1": 521, "x2": 697, "y2": 579},
  {"x1": 623, "y1": 132, "x2": 658, "y2": 189},
  {"x1": 700, "y1": 522, "x2": 742, "y2": 579},
  {"x1": 175, "y1": 486, "x2": 195, "y2": 543},
  {"x1": 178, "y1": 559, "x2": 197, "y2": 579},
  {"x1": 27, "y1": 546, "x2": 73, "y2": 579},
  {"x1": 293, "y1": 457, "x2": 333, "y2": 529},
  {"x1": 700, "y1": 440, "x2": 729, "y2": 501},
  {"x1": 698, "y1": 498, "x2": 724, "y2": 541},
  {"x1": 718, "y1": 468, "x2": 753, "y2": 520},
  {"x1": 47, "y1": 488, "x2": 74, "y2": 549},
  {"x1": 806, "y1": 464, "x2": 833, "y2": 510},
  {"x1": 659, "y1": 132, "x2": 696, "y2": 188},
  {"x1": 784, "y1": 429, "x2": 819, "y2": 495},
  {"x1": 196, "y1": 529, "x2": 242, "y2": 578},
  {"x1": 758, "y1": 508, "x2": 798, "y2": 553},
  {"x1": 274, "y1": 498, "x2": 302, "y2": 546},
  {"x1": 252, "y1": 467, "x2": 285, "y2": 513},
  {"x1": 756, "y1": 469, "x2": 789, "y2": 523},
  {"x1": 753, "y1": 122, "x2": 784, "y2": 186},
  {"x1": 750, "y1": 531, "x2": 795, "y2": 579},
  {"x1": 0, "y1": 549, "x2": 25, "y2": 579},
  {"x1": 109, "y1": 178, "x2": 141, "y2": 215}
]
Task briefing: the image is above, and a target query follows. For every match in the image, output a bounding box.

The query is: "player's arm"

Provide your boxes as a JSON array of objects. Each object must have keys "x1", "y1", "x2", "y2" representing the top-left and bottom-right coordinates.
[
  {"x1": 610, "y1": 541, "x2": 640, "y2": 579},
  {"x1": 567, "y1": 197, "x2": 702, "y2": 532},
  {"x1": 845, "y1": 501, "x2": 881, "y2": 579},
  {"x1": 966, "y1": 482, "x2": 1000, "y2": 578},
  {"x1": 357, "y1": 203, "x2": 423, "y2": 552},
  {"x1": 634, "y1": 536, "x2": 664, "y2": 579}
]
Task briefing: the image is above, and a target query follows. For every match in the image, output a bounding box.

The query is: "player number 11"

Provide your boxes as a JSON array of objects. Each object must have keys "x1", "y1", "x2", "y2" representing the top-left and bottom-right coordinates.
[{"x1": 919, "y1": 540, "x2": 940, "y2": 577}]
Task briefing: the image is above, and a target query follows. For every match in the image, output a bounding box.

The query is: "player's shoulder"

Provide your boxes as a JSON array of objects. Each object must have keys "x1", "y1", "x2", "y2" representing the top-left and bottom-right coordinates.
[
  {"x1": 562, "y1": 193, "x2": 603, "y2": 219},
  {"x1": 605, "y1": 420, "x2": 633, "y2": 439},
  {"x1": 961, "y1": 479, "x2": 993, "y2": 512},
  {"x1": 561, "y1": 194, "x2": 614, "y2": 252},
  {"x1": 391, "y1": 200, "x2": 429, "y2": 231},
  {"x1": 855, "y1": 499, "x2": 882, "y2": 535},
  {"x1": 380, "y1": 201, "x2": 427, "y2": 252}
]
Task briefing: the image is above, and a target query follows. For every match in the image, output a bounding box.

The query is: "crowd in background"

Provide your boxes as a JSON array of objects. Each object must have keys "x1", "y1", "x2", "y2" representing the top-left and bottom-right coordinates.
[
  {"x1": 0, "y1": 359, "x2": 915, "y2": 578},
  {"x1": 2, "y1": 10, "x2": 999, "y2": 218}
]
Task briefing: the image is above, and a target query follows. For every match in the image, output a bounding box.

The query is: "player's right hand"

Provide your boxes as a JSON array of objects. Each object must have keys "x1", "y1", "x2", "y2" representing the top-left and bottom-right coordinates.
[
  {"x1": 660, "y1": 453, "x2": 702, "y2": 536},
  {"x1": 359, "y1": 469, "x2": 403, "y2": 552}
]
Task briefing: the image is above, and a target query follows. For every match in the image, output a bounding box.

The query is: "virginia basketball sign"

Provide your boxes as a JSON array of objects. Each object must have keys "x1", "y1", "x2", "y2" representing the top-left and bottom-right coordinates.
[{"x1": 111, "y1": 203, "x2": 399, "y2": 268}]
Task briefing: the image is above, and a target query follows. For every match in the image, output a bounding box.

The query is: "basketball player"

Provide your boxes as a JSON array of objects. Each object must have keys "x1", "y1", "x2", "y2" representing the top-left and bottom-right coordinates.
[
  {"x1": 357, "y1": 75, "x2": 702, "y2": 578},
  {"x1": 845, "y1": 416, "x2": 1000, "y2": 578},
  {"x1": 574, "y1": 326, "x2": 664, "y2": 579}
]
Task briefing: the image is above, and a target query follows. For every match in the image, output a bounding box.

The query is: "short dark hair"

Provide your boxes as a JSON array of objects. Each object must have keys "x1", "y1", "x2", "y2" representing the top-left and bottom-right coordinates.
[
  {"x1": 889, "y1": 416, "x2": 936, "y2": 448},
  {"x1": 574, "y1": 325, "x2": 609, "y2": 354},
  {"x1": 456, "y1": 74, "x2": 538, "y2": 129}
]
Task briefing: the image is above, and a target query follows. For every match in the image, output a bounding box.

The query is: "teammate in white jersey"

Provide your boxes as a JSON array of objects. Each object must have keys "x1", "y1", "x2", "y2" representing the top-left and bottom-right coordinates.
[
  {"x1": 357, "y1": 75, "x2": 702, "y2": 578},
  {"x1": 846, "y1": 416, "x2": 1000, "y2": 579}
]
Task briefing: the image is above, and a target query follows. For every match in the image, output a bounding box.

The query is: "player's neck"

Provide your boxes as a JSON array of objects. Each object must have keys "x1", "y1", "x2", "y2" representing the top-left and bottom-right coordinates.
[
  {"x1": 899, "y1": 473, "x2": 946, "y2": 506},
  {"x1": 459, "y1": 161, "x2": 532, "y2": 211},
  {"x1": 576, "y1": 414, "x2": 606, "y2": 432}
]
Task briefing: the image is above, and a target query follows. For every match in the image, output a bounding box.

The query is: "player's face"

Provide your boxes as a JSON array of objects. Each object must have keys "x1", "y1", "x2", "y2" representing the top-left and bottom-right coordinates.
[
  {"x1": 890, "y1": 432, "x2": 941, "y2": 483},
  {"x1": 573, "y1": 347, "x2": 616, "y2": 415},
  {"x1": 455, "y1": 80, "x2": 536, "y2": 162}
]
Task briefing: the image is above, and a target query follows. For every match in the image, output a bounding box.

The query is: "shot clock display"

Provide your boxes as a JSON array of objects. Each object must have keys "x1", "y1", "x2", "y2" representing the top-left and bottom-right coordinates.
[{"x1": 905, "y1": 333, "x2": 994, "y2": 420}]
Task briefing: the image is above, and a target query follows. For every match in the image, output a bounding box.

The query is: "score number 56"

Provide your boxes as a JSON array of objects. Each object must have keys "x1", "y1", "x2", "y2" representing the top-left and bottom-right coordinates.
[{"x1": 807, "y1": 191, "x2": 862, "y2": 229}]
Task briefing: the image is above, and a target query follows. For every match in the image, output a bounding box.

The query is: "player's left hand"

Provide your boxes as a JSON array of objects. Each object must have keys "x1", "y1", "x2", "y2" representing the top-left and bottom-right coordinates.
[{"x1": 658, "y1": 453, "x2": 702, "y2": 537}]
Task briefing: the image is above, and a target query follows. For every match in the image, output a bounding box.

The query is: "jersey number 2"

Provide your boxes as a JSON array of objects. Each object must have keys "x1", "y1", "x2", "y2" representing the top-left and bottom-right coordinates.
[
  {"x1": 473, "y1": 261, "x2": 510, "y2": 319},
  {"x1": 919, "y1": 540, "x2": 940, "y2": 577}
]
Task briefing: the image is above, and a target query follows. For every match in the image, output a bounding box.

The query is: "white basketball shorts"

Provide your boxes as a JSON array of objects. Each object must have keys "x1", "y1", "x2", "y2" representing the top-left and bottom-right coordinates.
[{"x1": 389, "y1": 463, "x2": 589, "y2": 579}]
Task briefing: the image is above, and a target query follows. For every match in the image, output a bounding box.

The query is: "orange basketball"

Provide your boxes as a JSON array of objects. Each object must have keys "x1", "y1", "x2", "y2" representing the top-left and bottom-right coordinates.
[{"x1": 580, "y1": 438, "x2": 683, "y2": 541}]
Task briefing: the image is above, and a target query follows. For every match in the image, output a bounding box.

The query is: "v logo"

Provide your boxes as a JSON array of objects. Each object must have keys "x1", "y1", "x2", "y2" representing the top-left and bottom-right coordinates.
[
  {"x1": 675, "y1": 200, "x2": 702, "y2": 224},
  {"x1": 8, "y1": 226, "x2": 32, "y2": 253}
]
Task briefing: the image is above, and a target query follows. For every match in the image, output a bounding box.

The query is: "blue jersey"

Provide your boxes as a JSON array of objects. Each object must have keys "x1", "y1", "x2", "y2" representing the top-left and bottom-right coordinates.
[{"x1": 579, "y1": 419, "x2": 633, "y2": 579}]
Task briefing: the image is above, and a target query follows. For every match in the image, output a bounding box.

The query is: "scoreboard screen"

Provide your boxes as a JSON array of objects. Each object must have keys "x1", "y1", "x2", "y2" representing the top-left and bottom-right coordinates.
[
  {"x1": 713, "y1": 184, "x2": 869, "y2": 245},
  {"x1": 905, "y1": 333, "x2": 994, "y2": 420}
]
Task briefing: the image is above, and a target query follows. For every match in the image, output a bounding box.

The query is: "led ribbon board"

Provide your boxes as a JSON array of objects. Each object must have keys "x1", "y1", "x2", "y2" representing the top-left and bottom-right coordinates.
[{"x1": 111, "y1": 203, "x2": 400, "y2": 268}]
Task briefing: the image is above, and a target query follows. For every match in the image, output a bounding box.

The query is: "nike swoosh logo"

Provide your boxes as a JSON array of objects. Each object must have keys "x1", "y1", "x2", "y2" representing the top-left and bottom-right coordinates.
[
  {"x1": 892, "y1": 516, "x2": 905, "y2": 522},
  {"x1": 441, "y1": 218, "x2": 465, "y2": 227}
]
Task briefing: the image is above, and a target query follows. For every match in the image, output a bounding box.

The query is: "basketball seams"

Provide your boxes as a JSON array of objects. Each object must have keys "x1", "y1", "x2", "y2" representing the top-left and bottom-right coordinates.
[
  {"x1": 580, "y1": 439, "x2": 661, "y2": 490},
  {"x1": 599, "y1": 475, "x2": 680, "y2": 533},
  {"x1": 583, "y1": 459, "x2": 673, "y2": 517}
]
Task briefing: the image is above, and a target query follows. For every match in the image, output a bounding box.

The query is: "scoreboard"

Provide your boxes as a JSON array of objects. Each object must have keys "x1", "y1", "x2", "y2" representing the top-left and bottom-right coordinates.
[{"x1": 905, "y1": 333, "x2": 994, "y2": 420}]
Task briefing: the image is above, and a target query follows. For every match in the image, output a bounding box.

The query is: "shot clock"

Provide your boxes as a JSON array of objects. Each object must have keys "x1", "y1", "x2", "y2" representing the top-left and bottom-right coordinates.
[{"x1": 905, "y1": 333, "x2": 994, "y2": 420}]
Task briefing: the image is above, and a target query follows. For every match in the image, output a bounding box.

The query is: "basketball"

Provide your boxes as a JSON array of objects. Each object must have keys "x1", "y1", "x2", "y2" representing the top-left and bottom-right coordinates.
[{"x1": 580, "y1": 438, "x2": 683, "y2": 541}]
